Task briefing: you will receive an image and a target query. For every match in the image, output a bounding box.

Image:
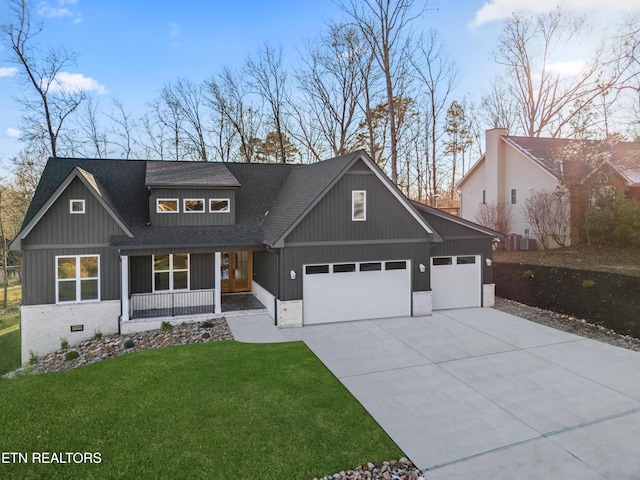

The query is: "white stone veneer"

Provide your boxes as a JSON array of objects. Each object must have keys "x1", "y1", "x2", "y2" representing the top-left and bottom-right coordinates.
[
  {"x1": 483, "y1": 284, "x2": 496, "y2": 307},
  {"x1": 412, "y1": 291, "x2": 432, "y2": 316},
  {"x1": 21, "y1": 300, "x2": 120, "y2": 365},
  {"x1": 277, "y1": 299, "x2": 302, "y2": 328}
]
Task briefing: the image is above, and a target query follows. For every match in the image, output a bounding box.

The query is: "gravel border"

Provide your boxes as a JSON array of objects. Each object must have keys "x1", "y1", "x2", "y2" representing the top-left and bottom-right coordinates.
[{"x1": 494, "y1": 297, "x2": 640, "y2": 352}]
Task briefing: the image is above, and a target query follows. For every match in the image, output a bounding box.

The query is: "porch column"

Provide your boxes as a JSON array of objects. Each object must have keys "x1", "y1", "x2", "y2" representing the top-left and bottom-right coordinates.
[
  {"x1": 214, "y1": 252, "x2": 222, "y2": 314},
  {"x1": 121, "y1": 254, "x2": 129, "y2": 322}
]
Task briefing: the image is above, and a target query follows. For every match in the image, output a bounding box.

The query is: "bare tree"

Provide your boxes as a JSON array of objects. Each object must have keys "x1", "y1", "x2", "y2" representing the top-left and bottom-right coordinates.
[
  {"x1": 523, "y1": 187, "x2": 571, "y2": 248},
  {"x1": 246, "y1": 44, "x2": 290, "y2": 163},
  {"x1": 167, "y1": 78, "x2": 210, "y2": 161},
  {"x1": 206, "y1": 68, "x2": 261, "y2": 163},
  {"x1": 475, "y1": 200, "x2": 513, "y2": 239},
  {"x1": 412, "y1": 29, "x2": 459, "y2": 203},
  {"x1": 443, "y1": 100, "x2": 472, "y2": 199},
  {"x1": 494, "y1": 8, "x2": 615, "y2": 138},
  {"x1": 1, "y1": 0, "x2": 86, "y2": 157},
  {"x1": 108, "y1": 98, "x2": 137, "y2": 159},
  {"x1": 480, "y1": 79, "x2": 521, "y2": 133},
  {"x1": 76, "y1": 96, "x2": 109, "y2": 158},
  {"x1": 339, "y1": 0, "x2": 422, "y2": 184},
  {"x1": 297, "y1": 24, "x2": 368, "y2": 157}
]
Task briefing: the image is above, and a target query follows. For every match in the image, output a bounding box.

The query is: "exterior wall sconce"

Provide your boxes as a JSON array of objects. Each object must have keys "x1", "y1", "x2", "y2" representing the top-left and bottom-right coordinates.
[
  {"x1": 486, "y1": 258, "x2": 492, "y2": 267},
  {"x1": 290, "y1": 270, "x2": 296, "y2": 280},
  {"x1": 419, "y1": 263, "x2": 426, "y2": 273}
]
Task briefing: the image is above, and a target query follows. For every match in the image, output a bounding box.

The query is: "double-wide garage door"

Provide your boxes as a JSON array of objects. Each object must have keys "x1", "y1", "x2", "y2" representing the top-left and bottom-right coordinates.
[
  {"x1": 431, "y1": 255, "x2": 481, "y2": 310},
  {"x1": 303, "y1": 260, "x2": 411, "y2": 325}
]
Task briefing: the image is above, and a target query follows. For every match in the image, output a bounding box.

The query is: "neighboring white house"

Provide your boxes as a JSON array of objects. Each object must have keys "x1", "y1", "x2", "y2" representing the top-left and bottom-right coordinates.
[{"x1": 459, "y1": 128, "x2": 640, "y2": 248}]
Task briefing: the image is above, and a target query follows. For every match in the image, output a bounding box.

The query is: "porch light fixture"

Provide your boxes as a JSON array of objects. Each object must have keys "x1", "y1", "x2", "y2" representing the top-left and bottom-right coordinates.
[
  {"x1": 419, "y1": 263, "x2": 426, "y2": 273},
  {"x1": 486, "y1": 258, "x2": 492, "y2": 267},
  {"x1": 290, "y1": 270, "x2": 296, "y2": 280}
]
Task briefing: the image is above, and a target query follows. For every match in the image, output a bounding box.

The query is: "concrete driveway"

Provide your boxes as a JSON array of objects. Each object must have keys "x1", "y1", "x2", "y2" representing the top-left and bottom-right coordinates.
[{"x1": 227, "y1": 308, "x2": 640, "y2": 479}]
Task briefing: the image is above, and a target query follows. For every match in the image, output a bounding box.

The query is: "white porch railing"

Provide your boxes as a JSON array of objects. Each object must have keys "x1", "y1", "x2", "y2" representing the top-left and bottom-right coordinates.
[{"x1": 130, "y1": 289, "x2": 216, "y2": 319}]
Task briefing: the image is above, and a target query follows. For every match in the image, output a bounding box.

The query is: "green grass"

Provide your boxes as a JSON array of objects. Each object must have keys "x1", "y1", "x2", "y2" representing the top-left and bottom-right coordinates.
[
  {"x1": 0, "y1": 285, "x2": 21, "y2": 375},
  {"x1": 0, "y1": 341, "x2": 401, "y2": 479}
]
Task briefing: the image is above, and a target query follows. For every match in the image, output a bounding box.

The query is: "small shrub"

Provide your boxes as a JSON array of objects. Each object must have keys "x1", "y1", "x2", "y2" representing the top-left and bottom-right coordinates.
[
  {"x1": 200, "y1": 320, "x2": 214, "y2": 329},
  {"x1": 124, "y1": 339, "x2": 135, "y2": 349},
  {"x1": 28, "y1": 350, "x2": 38, "y2": 365},
  {"x1": 582, "y1": 279, "x2": 596, "y2": 288},
  {"x1": 60, "y1": 338, "x2": 69, "y2": 350},
  {"x1": 160, "y1": 321, "x2": 173, "y2": 332},
  {"x1": 93, "y1": 330, "x2": 103, "y2": 340},
  {"x1": 522, "y1": 269, "x2": 535, "y2": 279},
  {"x1": 65, "y1": 351, "x2": 80, "y2": 361}
]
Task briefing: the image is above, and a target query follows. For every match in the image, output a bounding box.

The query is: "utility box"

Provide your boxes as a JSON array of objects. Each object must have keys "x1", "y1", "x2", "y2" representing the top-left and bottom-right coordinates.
[
  {"x1": 506, "y1": 234, "x2": 521, "y2": 251},
  {"x1": 519, "y1": 238, "x2": 537, "y2": 250}
]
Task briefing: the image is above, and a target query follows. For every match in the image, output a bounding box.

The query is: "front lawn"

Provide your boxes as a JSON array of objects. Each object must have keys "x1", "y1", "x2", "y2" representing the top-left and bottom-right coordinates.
[{"x1": 0, "y1": 341, "x2": 401, "y2": 479}]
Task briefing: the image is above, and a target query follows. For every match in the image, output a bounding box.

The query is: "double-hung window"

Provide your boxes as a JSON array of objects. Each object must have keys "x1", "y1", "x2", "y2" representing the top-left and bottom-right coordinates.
[
  {"x1": 153, "y1": 254, "x2": 189, "y2": 291},
  {"x1": 56, "y1": 255, "x2": 100, "y2": 303}
]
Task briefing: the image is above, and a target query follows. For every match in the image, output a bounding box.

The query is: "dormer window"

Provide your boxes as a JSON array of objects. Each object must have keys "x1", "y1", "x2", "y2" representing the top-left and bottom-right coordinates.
[
  {"x1": 352, "y1": 190, "x2": 366, "y2": 221},
  {"x1": 184, "y1": 199, "x2": 205, "y2": 213},
  {"x1": 157, "y1": 199, "x2": 179, "y2": 213},
  {"x1": 70, "y1": 199, "x2": 85, "y2": 214},
  {"x1": 209, "y1": 199, "x2": 230, "y2": 213}
]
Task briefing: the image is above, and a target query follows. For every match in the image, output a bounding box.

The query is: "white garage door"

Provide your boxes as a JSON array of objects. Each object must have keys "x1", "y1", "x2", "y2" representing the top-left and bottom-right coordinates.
[
  {"x1": 431, "y1": 255, "x2": 481, "y2": 310},
  {"x1": 303, "y1": 260, "x2": 411, "y2": 325}
]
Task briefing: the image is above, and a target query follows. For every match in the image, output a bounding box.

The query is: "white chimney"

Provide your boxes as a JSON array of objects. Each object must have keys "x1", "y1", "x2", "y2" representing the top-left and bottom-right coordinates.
[{"x1": 484, "y1": 128, "x2": 508, "y2": 204}]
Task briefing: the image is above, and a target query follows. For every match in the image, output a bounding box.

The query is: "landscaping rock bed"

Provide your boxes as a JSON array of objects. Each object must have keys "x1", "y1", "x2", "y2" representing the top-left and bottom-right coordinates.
[
  {"x1": 310, "y1": 457, "x2": 424, "y2": 480},
  {"x1": 5, "y1": 318, "x2": 232, "y2": 377}
]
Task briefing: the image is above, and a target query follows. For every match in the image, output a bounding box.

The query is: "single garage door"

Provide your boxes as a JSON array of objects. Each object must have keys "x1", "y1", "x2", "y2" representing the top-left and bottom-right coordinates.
[
  {"x1": 303, "y1": 260, "x2": 411, "y2": 325},
  {"x1": 431, "y1": 255, "x2": 481, "y2": 310}
]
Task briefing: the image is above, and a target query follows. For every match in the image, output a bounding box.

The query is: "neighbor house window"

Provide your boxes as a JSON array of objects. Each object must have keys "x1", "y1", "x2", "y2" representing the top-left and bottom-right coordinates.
[
  {"x1": 153, "y1": 254, "x2": 189, "y2": 291},
  {"x1": 511, "y1": 189, "x2": 517, "y2": 204},
  {"x1": 352, "y1": 190, "x2": 366, "y2": 221},
  {"x1": 184, "y1": 199, "x2": 205, "y2": 213},
  {"x1": 56, "y1": 255, "x2": 99, "y2": 303},
  {"x1": 209, "y1": 199, "x2": 230, "y2": 213},
  {"x1": 70, "y1": 199, "x2": 85, "y2": 214},
  {"x1": 157, "y1": 199, "x2": 179, "y2": 213},
  {"x1": 482, "y1": 190, "x2": 486, "y2": 205}
]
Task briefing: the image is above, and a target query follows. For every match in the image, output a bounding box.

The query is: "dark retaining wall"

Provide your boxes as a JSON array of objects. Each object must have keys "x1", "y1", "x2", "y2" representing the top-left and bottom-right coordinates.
[{"x1": 494, "y1": 263, "x2": 640, "y2": 338}]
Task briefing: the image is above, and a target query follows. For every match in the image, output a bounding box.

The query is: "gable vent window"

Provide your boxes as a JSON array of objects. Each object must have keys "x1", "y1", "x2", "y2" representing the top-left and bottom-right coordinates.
[
  {"x1": 184, "y1": 199, "x2": 205, "y2": 213},
  {"x1": 209, "y1": 199, "x2": 230, "y2": 213},
  {"x1": 157, "y1": 199, "x2": 179, "y2": 213},
  {"x1": 352, "y1": 190, "x2": 366, "y2": 221},
  {"x1": 511, "y1": 189, "x2": 517, "y2": 205},
  {"x1": 70, "y1": 199, "x2": 85, "y2": 214}
]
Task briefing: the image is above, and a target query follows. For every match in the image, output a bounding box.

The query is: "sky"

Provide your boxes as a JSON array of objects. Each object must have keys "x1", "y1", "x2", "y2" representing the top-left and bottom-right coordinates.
[{"x1": 0, "y1": 0, "x2": 638, "y2": 162}]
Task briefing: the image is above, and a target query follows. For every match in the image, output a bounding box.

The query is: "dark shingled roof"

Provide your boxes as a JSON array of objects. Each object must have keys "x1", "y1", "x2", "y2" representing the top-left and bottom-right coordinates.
[
  {"x1": 145, "y1": 161, "x2": 241, "y2": 188},
  {"x1": 505, "y1": 136, "x2": 640, "y2": 184}
]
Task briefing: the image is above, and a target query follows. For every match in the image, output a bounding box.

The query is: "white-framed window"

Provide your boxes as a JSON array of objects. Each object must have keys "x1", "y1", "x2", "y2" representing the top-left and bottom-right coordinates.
[
  {"x1": 56, "y1": 255, "x2": 100, "y2": 303},
  {"x1": 352, "y1": 190, "x2": 366, "y2": 221},
  {"x1": 510, "y1": 189, "x2": 517, "y2": 205},
  {"x1": 184, "y1": 199, "x2": 205, "y2": 213},
  {"x1": 209, "y1": 198, "x2": 230, "y2": 213},
  {"x1": 157, "y1": 198, "x2": 179, "y2": 213},
  {"x1": 70, "y1": 199, "x2": 85, "y2": 214},
  {"x1": 153, "y1": 254, "x2": 189, "y2": 291}
]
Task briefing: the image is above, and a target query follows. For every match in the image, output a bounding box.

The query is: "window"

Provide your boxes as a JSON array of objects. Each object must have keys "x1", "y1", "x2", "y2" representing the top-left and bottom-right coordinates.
[
  {"x1": 352, "y1": 190, "x2": 366, "y2": 221},
  {"x1": 209, "y1": 199, "x2": 230, "y2": 213},
  {"x1": 157, "y1": 199, "x2": 179, "y2": 213},
  {"x1": 333, "y1": 263, "x2": 356, "y2": 273},
  {"x1": 184, "y1": 199, "x2": 205, "y2": 213},
  {"x1": 457, "y1": 256, "x2": 476, "y2": 265},
  {"x1": 306, "y1": 265, "x2": 329, "y2": 275},
  {"x1": 153, "y1": 254, "x2": 189, "y2": 291},
  {"x1": 511, "y1": 189, "x2": 517, "y2": 205},
  {"x1": 432, "y1": 257, "x2": 452, "y2": 266},
  {"x1": 385, "y1": 261, "x2": 407, "y2": 270},
  {"x1": 482, "y1": 190, "x2": 486, "y2": 205},
  {"x1": 70, "y1": 199, "x2": 85, "y2": 214},
  {"x1": 56, "y1": 255, "x2": 99, "y2": 303},
  {"x1": 360, "y1": 262, "x2": 381, "y2": 272}
]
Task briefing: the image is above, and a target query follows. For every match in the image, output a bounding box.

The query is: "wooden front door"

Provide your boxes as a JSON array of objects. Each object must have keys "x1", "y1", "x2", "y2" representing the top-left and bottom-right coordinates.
[{"x1": 221, "y1": 251, "x2": 252, "y2": 293}]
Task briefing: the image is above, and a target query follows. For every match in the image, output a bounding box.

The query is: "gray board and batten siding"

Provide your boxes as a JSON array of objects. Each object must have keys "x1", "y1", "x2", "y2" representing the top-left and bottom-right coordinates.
[
  {"x1": 21, "y1": 177, "x2": 125, "y2": 306},
  {"x1": 278, "y1": 162, "x2": 433, "y2": 301}
]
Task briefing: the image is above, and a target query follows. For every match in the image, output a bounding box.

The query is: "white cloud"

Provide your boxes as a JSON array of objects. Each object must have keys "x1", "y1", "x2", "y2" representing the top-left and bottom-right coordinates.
[
  {"x1": 0, "y1": 67, "x2": 18, "y2": 78},
  {"x1": 168, "y1": 22, "x2": 181, "y2": 39},
  {"x1": 546, "y1": 60, "x2": 588, "y2": 77},
  {"x1": 5, "y1": 128, "x2": 21, "y2": 139},
  {"x1": 471, "y1": 0, "x2": 639, "y2": 27},
  {"x1": 37, "y1": 0, "x2": 82, "y2": 24},
  {"x1": 49, "y1": 72, "x2": 108, "y2": 94}
]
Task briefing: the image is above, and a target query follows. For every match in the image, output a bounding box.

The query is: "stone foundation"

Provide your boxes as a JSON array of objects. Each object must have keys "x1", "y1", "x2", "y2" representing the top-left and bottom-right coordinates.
[
  {"x1": 412, "y1": 291, "x2": 432, "y2": 316},
  {"x1": 483, "y1": 284, "x2": 496, "y2": 307},
  {"x1": 276, "y1": 299, "x2": 303, "y2": 328}
]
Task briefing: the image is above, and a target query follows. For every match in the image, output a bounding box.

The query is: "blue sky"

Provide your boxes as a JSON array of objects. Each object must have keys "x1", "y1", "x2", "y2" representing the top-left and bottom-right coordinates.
[{"x1": 0, "y1": 0, "x2": 636, "y2": 161}]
